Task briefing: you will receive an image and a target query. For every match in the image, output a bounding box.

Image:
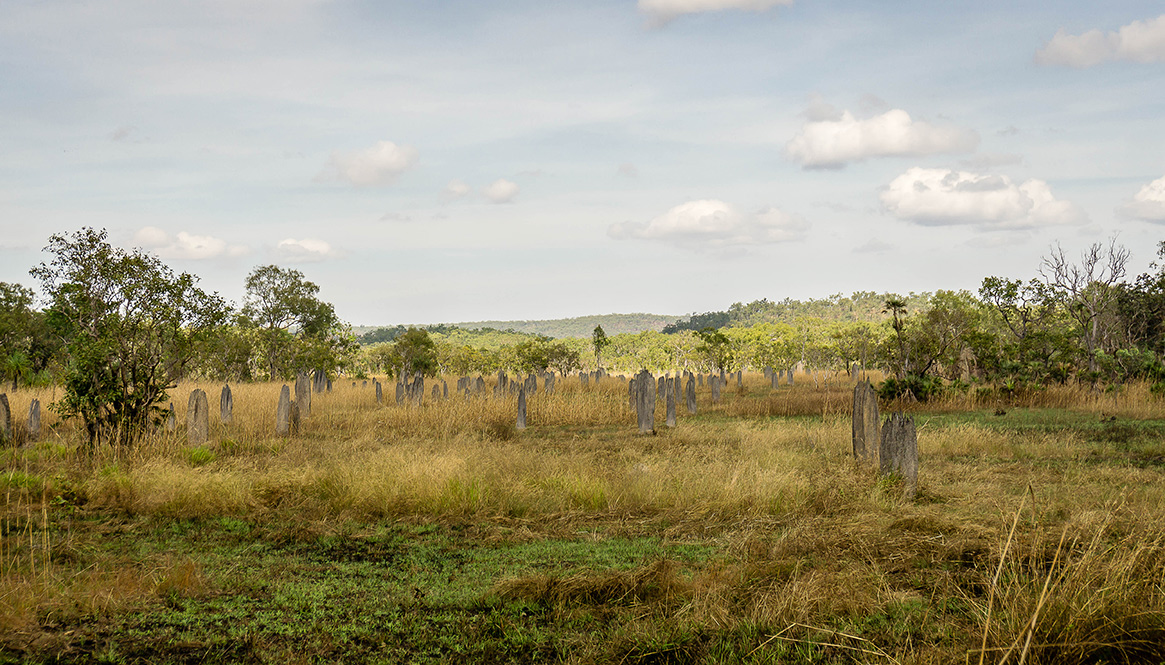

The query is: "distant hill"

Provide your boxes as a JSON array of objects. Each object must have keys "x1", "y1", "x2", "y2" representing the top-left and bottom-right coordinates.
[
  {"x1": 453, "y1": 313, "x2": 677, "y2": 339},
  {"x1": 661, "y1": 292, "x2": 934, "y2": 333},
  {"x1": 352, "y1": 313, "x2": 676, "y2": 343}
]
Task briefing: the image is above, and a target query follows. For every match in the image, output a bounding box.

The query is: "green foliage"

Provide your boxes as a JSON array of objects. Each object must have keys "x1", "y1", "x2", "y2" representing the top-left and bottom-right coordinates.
[
  {"x1": 0, "y1": 282, "x2": 35, "y2": 357},
  {"x1": 592, "y1": 324, "x2": 610, "y2": 369},
  {"x1": 662, "y1": 291, "x2": 933, "y2": 332},
  {"x1": 186, "y1": 446, "x2": 217, "y2": 467},
  {"x1": 30, "y1": 228, "x2": 226, "y2": 446},
  {"x1": 1095, "y1": 348, "x2": 1165, "y2": 384},
  {"x1": 695, "y1": 327, "x2": 733, "y2": 373},
  {"x1": 662, "y1": 309, "x2": 731, "y2": 333},
  {"x1": 357, "y1": 323, "x2": 460, "y2": 345},
  {"x1": 545, "y1": 341, "x2": 581, "y2": 377},
  {"x1": 241, "y1": 265, "x2": 348, "y2": 379},
  {"x1": 1117, "y1": 240, "x2": 1165, "y2": 356},
  {"x1": 512, "y1": 336, "x2": 579, "y2": 375},
  {"x1": 368, "y1": 328, "x2": 439, "y2": 378},
  {"x1": 877, "y1": 373, "x2": 944, "y2": 402},
  {"x1": 451, "y1": 313, "x2": 676, "y2": 338},
  {"x1": 0, "y1": 281, "x2": 59, "y2": 387}
]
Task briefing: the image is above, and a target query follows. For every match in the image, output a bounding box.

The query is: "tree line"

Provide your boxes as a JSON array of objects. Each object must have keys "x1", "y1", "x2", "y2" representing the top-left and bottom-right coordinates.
[
  {"x1": 1, "y1": 228, "x2": 1162, "y2": 444},
  {"x1": 366, "y1": 238, "x2": 1164, "y2": 400}
]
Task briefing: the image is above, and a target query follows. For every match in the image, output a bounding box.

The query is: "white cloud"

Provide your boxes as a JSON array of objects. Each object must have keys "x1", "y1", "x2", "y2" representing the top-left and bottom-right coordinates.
[
  {"x1": 318, "y1": 140, "x2": 418, "y2": 186},
  {"x1": 1118, "y1": 175, "x2": 1165, "y2": 221},
  {"x1": 638, "y1": 0, "x2": 793, "y2": 25},
  {"x1": 880, "y1": 167, "x2": 1087, "y2": 230},
  {"x1": 608, "y1": 199, "x2": 808, "y2": 250},
  {"x1": 1036, "y1": 14, "x2": 1165, "y2": 67},
  {"x1": 443, "y1": 179, "x2": 471, "y2": 199},
  {"x1": 482, "y1": 179, "x2": 519, "y2": 204},
  {"x1": 132, "y1": 226, "x2": 248, "y2": 260},
  {"x1": 274, "y1": 238, "x2": 339, "y2": 263},
  {"x1": 785, "y1": 108, "x2": 978, "y2": 169}
]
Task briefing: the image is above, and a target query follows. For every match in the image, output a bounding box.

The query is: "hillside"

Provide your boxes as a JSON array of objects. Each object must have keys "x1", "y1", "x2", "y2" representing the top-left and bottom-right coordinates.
[
  {"x1": 353, "y1": 313, "x2": 677, "y2": 342},
  {"x1": 455, "y1": 313, "x2": 676, "y2": 338}
]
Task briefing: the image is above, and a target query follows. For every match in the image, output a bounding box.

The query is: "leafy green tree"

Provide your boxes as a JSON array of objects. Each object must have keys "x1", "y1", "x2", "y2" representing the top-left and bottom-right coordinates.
[
  {"x1": 241, "y1": 265, "x2": 343, "y2": 378},
  {"x1": 513, "y1": 337, "x2": 552, "y2": 374},
  {"x1": 905, "y1": 290, "x2": 981, "y2": 378},
  {"x1": 190, "y1": 314, "x2": 262, "y2": 382},
  {"x1": 592, "y1": 325, "x2": 610, "y2": 369},
  {"x1": 0, "y1": 282, "x2": 35, "y2": 354},
  {"x1": 389, "y1": 328, "x2": 439, "y2": 378},
  {"x1": 433, "y1": 342, "x2": 490, "y2": 376},
  {"x1": 546, "y1": 341, "x2": 582, "y2": 377},
  {"x1": 0, "y1": 282, "x2": 45, "y2": 389},
  {"x1": 695, "y1": 327, "x2": 733, "y2": 373},
  {"x1": 30, "y1": 228, "x2": 226, "y2": 445},
  {"x1": 606, "y1": 330, "x2": 672, "y2": 372},
  {"x1": 977, "y1": 275, "x2": 1073, "y2": 385},
  {"x1": 831, "y1": 321, "x2": 880, "y2": 374},
  {"x1": 1116, "y1": 241, "x2": 1165, "y2": 356}
]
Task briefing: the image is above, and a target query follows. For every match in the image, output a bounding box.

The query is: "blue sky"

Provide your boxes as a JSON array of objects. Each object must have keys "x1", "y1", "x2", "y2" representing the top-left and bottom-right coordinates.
[{"x1": 2, "y1": 0, "x2": 1163, "y2": 325}]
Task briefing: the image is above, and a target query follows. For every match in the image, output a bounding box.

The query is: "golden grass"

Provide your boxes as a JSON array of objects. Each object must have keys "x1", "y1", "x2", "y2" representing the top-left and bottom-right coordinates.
[
  {"x1": 2, "y1": 372, "x2": 1165, "y2": 662},
  {"x1": 0, "y1": 483, "x2": 207, "y2": 636}
]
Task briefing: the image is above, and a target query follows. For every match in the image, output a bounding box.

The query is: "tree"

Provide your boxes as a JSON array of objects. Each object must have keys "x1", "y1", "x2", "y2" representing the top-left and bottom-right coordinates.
[
  {"x1": 906, "y1": 290, "x2": 980, "y2": 378},
  {"x1": 366, "y1": 329, "x2": 439, "y2": 379},
  {"x1": 513, "y1": 337, "x2": 552, "y2": 374},
  {"x1": 546, "y1": 341, "x2": 581, "y2": 377},
  {"x1": 592, "y1": 325, "x2": 610, "y2": 369},
  {"x1": 2, "y1": 351, "x2": 32, "y2": 391},
  {"x1": 883, "y1": 297, "x2": 909, "y2": 378},
  {"x1": 1, "y1": 282, "x2": 39, "y2": 389},
  {"x1": 831, "y1": 321, "x2": 880, "y2": 375},
  {"x1": 695, "y1": 327, "x2": 733, "y2": 373},
  {"x1": 241, "y1": 265, "x2": 342, "y2": 378},
  {"x1": 1041, "y1": 238, "x2": 1130, "y2": 376},
  {"x1": 388, "y1": 328, "x2": 439, "y2": 378},
  {"x1": 979, "y1": 277, "x2": 1056, "y2": 345},
  {"x1": 30, "y1": 228, "x2": 226, "y2": 445},
  {"x1": 978, "y1": 276, "x2": 1070, "y2": 385},
  {"x1": 0, "y1": 282, "x2": 35, "y2": 354},
  {"x1": 1116, "y1": 241, "x2": 1165, "y2": 356}
]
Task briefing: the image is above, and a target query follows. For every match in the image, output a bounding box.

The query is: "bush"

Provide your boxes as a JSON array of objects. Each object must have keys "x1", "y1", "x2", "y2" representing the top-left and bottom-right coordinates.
[{"x1": 878, "y1": 374, "x2": 944, "y2": 402}]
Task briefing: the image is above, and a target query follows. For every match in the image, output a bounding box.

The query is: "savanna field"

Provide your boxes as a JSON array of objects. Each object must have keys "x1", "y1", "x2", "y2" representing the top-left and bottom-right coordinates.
[{"x1": 3, "y1": 374, "x2": 1165, "y2": 664}]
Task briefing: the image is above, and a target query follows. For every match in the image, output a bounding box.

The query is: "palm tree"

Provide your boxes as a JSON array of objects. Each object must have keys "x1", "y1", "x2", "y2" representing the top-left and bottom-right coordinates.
[
  {"x1": 883, "y1": 297, "x2": 908, "y2": 379},
  {"x1": 3, "y1": 351, "x2": 31, "y2": 390}
]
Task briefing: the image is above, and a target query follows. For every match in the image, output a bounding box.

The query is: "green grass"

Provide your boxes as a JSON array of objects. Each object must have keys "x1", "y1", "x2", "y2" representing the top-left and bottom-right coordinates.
[{"x1": 4, "y1": 516, "x2": 722, "y2": 664}]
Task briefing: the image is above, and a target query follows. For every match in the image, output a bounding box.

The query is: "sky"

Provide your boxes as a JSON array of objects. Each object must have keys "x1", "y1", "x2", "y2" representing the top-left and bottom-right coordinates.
[{"x1": 2, "y1": 0, "x2": 1164, "y2": 326}]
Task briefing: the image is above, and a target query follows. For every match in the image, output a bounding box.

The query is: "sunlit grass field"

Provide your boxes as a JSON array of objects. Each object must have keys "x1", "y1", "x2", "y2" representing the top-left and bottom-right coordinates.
[{"x1": 2, "y1": 373, "x2": 1164, "y2": 663}]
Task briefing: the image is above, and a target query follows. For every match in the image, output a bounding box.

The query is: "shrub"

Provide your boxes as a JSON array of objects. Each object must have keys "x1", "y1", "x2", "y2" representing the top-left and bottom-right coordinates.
[{"x1": 877, "y1": 374, "x2": 943, "y2": 402}]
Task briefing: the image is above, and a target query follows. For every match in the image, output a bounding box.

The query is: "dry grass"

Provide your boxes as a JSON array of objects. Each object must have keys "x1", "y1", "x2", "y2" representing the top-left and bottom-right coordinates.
[
  {"x1": 0, "y1": 484, "x2": 207, "y2": 636},
  {"x1": 2, "y1": 373, "x2": 1164, "y2": 662}
]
